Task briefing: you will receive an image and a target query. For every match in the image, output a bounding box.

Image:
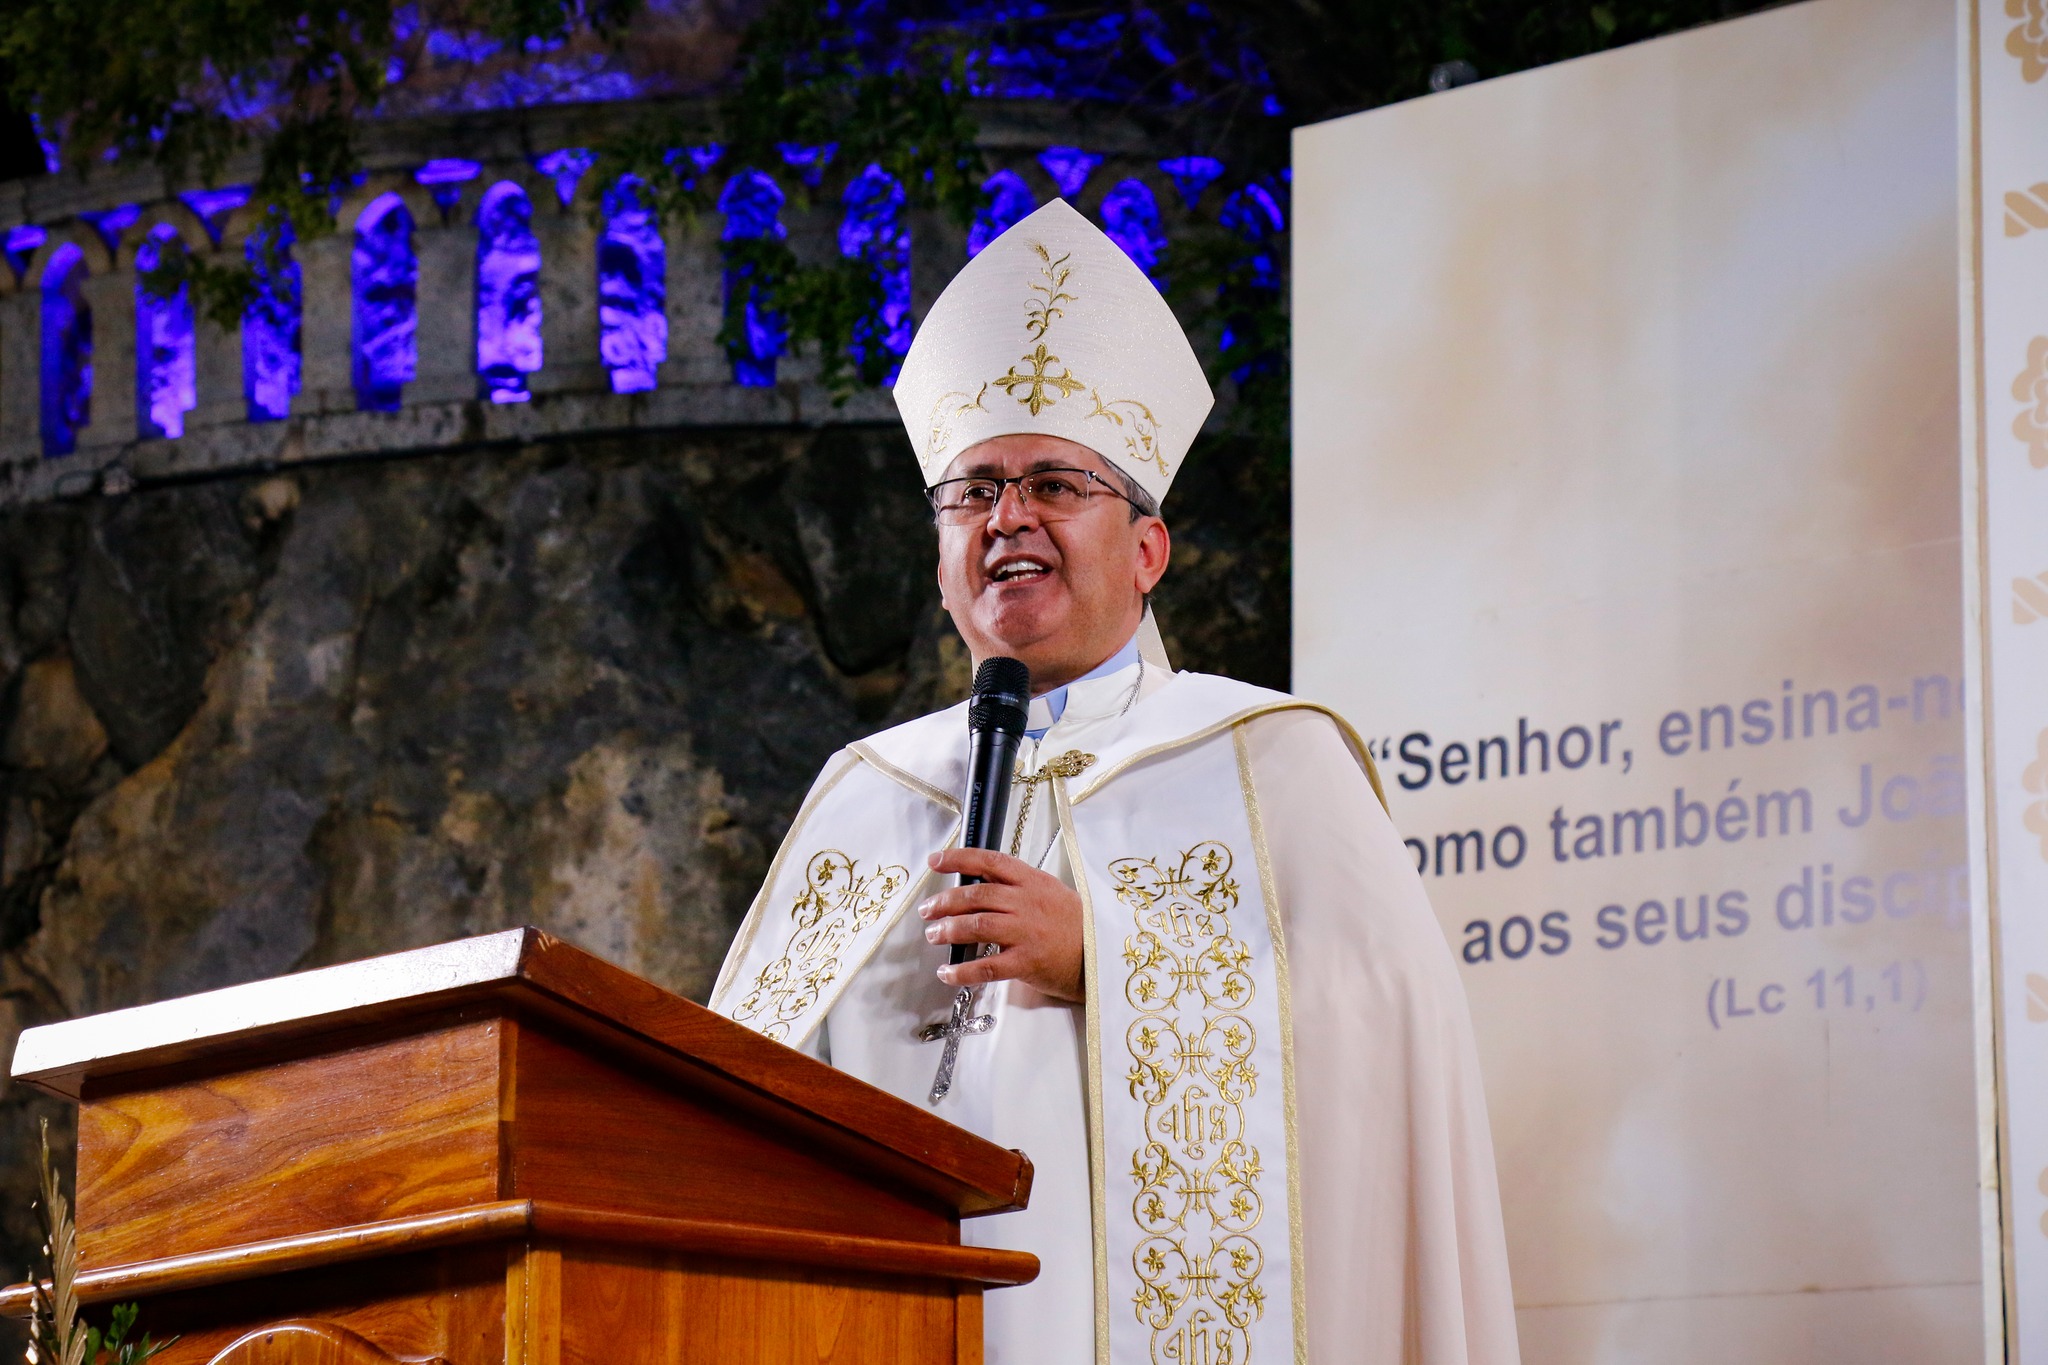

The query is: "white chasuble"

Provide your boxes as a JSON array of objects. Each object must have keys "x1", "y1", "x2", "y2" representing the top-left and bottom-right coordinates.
[{"x1": 710, "y1": 663, "x2": 1521, "y2": 1365}]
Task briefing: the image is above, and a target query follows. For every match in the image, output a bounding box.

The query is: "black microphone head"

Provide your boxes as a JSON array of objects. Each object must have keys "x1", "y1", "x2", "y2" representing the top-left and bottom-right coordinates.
[{"x1": 968, "y1": 657, "x2": 1031, "y2": 738}]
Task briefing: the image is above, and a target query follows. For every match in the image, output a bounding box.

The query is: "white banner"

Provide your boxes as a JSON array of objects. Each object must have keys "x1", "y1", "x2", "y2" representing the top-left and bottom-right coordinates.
[{"x1": 1292, "y1": 1, "x2": 1980, "y2": 1359}]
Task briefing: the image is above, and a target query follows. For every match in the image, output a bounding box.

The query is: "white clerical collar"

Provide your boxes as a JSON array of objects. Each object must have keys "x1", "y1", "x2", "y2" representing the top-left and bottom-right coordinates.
[{"x1": 1025, "y1": 630, "x2": 1143, "y2": 740}]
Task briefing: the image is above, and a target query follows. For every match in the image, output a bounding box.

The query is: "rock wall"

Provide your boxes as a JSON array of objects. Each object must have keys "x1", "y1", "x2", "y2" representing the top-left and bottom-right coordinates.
[{"x1": 0, "y1": 420, "x2": 1287, "y2": 1291}]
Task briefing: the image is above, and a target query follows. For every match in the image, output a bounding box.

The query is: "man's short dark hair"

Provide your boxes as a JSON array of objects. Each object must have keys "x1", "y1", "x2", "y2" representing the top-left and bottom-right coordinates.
[{"x1": 1103, "y1": 462, "x2": 1160, "y2": 522}]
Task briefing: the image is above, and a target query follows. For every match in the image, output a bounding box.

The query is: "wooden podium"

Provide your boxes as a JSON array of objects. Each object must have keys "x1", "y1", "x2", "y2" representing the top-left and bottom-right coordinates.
[{"x1": 0, "y1": 929, "x2": 1036, "y2": 1365}]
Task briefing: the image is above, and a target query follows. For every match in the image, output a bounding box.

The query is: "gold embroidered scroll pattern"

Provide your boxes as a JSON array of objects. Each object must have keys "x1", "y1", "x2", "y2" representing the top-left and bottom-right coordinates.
[
  {"x1": 1085, "y1": 391, "x2": 1169, "y2": 478},
  {"x1": 1114, "y1": 839, "x2": 1268, "y2": 1364},
  {"x1": 927, "y1": 384, "x2": 989, "y2": 460},
  {"x1": 731, "y1": 850, "x2": 908, "y2": 1042}
]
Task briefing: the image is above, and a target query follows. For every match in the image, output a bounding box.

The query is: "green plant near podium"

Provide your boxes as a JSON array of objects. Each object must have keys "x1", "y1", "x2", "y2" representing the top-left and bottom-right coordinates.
[{"x1": 23, "y1": 1121, "x2": 171, "y2": 1365}]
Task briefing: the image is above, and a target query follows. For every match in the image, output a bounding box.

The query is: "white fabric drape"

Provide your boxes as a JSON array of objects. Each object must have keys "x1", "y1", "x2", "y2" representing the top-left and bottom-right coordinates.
[{"x1": 717, "y1": 653, "x2": 1520, "y2": 1365}]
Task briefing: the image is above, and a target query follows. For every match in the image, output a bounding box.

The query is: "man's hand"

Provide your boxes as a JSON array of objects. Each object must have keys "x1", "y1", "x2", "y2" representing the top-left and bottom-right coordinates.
[{"x1": 921, "y1": 848, "x2": 1085, "y2": 1004}]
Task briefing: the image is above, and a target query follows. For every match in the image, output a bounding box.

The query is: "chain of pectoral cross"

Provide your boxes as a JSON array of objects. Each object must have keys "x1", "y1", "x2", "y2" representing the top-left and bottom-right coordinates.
[{"x1": 921, "y1": 749, "x2": 1098, "y2": 1103}]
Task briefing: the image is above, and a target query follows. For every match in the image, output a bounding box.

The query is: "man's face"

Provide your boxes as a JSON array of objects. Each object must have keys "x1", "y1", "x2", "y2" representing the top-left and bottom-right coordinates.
[{"x1": 934, "y1": 434, "x2": 1169, "y2": 693}]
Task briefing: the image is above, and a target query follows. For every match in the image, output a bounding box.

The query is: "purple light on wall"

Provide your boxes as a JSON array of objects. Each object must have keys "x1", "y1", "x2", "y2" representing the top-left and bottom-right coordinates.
[
  {"x1": 1158, "y1": 156, "x2": 1225, "y2": 208},
  {"x1": 29, "y1": 113, "x2": 58, "y2": 174},
  {"x1": 1099, "y1": 179, "x2": 1166, "y2": 284},
  {"x1": 535, "y1": 148, "x2": 595, "y2": 207},
  {"x1": 839, "y1": 164, "x2": 911, "y2": 381},
  {"x1": 133, "y1": 225, "x2": 197, "y2": 439},
  {"x1": 1221, "y1": 182, "x2": 1286, "y2": 239},
  {"x1": 40, "y1": 244, "x2": 92, "y2": 458},
  {"x1": 777, "y1": 143, "x2": 837, "y2": 188},
  {"x1": 969, "y1": 169, "x2": 1035, "y2": 258},
  {"x1": 427, "y1": 29, "x2": 501, "y2": 61},
  {"x1": 5, "y1": 225, "x2": 47, "y2": 282},
  {"x1": 597, "y1": 177, "x2": 667, "y2": 395},
  {"x1": 1220, "y1": 181, "x2": 1286, "y2": 290},
  {"x1": 719, "y1": 169, "x2": 787, "y2": 388},
  {"x1": 666, "y1": 144, "x2": 723, "y2": 189},
  {"x1": 181, "y1": 187, "x2": 252, "y2": 243},
  {"x1": 82, "y1": 204, "x2": 141, "y2": 252},
  {"x1": 416, "y1": 158, "x2": 482, "y2": 221},
  {"x1": 1037, "y1": 147, "x2": 1102, "y2": 198},
  {"x1": 243, "y1": 225, "x2": 302, "y2": 422},
  {"x1": 352, "y1": 193, "x2": 418, "y2": 412},
  {"x1": 1217, "y1": 180, "x2": 1289, "y2": 382},
  {"x1": 475, "y1": 182, "x2": 543, "y2": 404}
]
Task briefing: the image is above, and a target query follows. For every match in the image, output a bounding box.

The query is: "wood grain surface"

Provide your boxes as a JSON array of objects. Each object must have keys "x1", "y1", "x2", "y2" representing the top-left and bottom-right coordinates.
[
  {"x1": 71, "y1": 1247, "x2": 507, "y2": 1365},
  {"x1": 555, "y1": 1245, "x2": 967, "y2": 1365},
  {"x1": 0, "y1": 1205, "x2": 528, "y2": 1315},
  {"x1": 0, "y1": 1201, "x2": 1037, "y2": 1315},
  {"x1": 510, "y1": 933, "x2": 1033, "y2": 1219},
  {"x1": 504, "y1": 1021, "x2": 953, "y2": 1241},
  {"x1": 200, "y1": 1319, "x2": 447, "y2": 1365},
  {"x1": 5, "y1": 930, "x2": 1042, "y2": 1365},
  {"x1": 13, "y1": 930, "x2": 1032, "y2": 1220},
  {"x1": 76, "y1": 1021, "x2": 503, "y2": 1267},
  {"x1": 954, "y1": 1290, "x2": 983, "y2": 1365}
]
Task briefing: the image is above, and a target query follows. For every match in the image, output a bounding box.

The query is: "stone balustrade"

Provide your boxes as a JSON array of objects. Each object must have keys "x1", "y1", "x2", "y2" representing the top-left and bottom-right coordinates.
[{"x1": 0, "y1": 101, "x2": 1237, "y2": 509}]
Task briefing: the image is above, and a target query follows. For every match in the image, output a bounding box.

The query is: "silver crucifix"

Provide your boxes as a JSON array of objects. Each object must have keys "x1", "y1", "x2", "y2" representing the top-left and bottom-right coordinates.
[{"x1": 920, "y1": 982, "x2": 994, "y2": 1103}]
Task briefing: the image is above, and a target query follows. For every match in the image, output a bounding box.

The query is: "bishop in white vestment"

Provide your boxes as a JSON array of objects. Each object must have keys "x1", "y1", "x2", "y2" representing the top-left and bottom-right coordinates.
[{"x1": 711, "y1": 200, "x2": 1520, "y2": 1365}]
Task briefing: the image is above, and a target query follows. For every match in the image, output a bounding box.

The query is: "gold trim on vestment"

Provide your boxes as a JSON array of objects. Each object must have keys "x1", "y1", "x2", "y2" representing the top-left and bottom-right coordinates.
[
  {"x1": 786, "y1": 811, "x2": 961, "y2": 1052},
  {"x1": 848, "y1": 740, "x2": 965, "y2": 814},
  {"x1": 1113, "y1": 834, "x2": 1273, "y2": 1358},
  {"x1": 717, "y1": 746, "x2": 964, "y2": 1050},
  {"x1": 1054, "y1": 772, "x2": 1114, "y2": 1365},
  {"x1": 1236, "y1": 723, "x2": 1310, "y2": 1364},
  {"x1": 730, "y1": 850, "x2": 913, "y2": 1042},
  {"x1": 1070, "y1": 700, "x2": 1389, "y2": 814},
  {"x1": 710, "y1": 751, "x2": 860, "y2": 1006}
]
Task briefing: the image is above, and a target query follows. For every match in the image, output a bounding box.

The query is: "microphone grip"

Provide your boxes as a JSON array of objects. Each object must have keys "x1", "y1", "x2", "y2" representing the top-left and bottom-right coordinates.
[{"x1": 950, "y1": 727, "x2": 1021, "y2": 967}]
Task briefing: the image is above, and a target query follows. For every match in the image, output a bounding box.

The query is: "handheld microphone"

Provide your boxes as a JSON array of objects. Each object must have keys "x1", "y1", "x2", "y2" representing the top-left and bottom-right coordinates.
[{"x1": 955, "y1": 658, "x2": 1031, "y2": 966}]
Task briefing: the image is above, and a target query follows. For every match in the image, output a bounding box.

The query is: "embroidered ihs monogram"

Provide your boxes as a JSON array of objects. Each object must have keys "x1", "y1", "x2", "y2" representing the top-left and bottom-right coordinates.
[{"x1": 1113, "y1": 839, "x2": 1270, "y2": 1361}]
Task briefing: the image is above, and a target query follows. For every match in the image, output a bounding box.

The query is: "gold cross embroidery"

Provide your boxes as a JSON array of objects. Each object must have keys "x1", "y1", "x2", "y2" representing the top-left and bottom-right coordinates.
[{"x1": 994, "y1": 344, "x2": 1087, "y2": 415}]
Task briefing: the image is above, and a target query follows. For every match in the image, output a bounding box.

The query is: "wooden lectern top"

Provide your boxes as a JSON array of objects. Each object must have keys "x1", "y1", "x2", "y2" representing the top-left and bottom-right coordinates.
[
  {"x1": 4, "y1": 927, "x2": 1037, "y2": 1365},
  {"x1": 13, "y1": 927, "x2": 1032, "y2": 1225}
]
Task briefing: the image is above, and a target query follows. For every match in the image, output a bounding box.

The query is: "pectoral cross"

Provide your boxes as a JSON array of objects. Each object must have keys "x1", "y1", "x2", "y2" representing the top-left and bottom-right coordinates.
[
  {"x1": 919, "y1": 749, "x2": 1097, "y2": 1104},
  {"x1": 920, "y1": 980, "x2": 994, "y2": 1104}
]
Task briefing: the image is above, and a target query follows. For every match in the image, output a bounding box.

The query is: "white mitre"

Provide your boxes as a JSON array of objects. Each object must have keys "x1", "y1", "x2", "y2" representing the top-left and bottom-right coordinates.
[{"x1": 891, "y1": 198, "x2": 1214, "y2": 504}]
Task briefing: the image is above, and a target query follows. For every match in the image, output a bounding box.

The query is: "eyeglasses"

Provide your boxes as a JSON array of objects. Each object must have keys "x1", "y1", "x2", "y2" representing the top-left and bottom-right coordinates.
[{"x1": 925, "y1": 468, "x2": 1137, "y2": 525}]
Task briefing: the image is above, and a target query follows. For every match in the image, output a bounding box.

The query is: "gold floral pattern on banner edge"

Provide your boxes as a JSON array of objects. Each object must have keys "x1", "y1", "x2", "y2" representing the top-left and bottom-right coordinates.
[{"x1": 1114, "y1": 838, "x2": 1270, "y2": 1362}]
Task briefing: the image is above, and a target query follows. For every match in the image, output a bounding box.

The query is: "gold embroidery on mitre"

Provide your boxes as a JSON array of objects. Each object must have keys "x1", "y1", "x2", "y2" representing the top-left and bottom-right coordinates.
[
  {"x1": 926, "y1": 384, "x2": 990, "y2": 462},
  {"x1": 940, "y1": 238, "x2": 1173, "y2": 487},
  {"x1": 731, "y1": 850, "x2": 909, "y2": 1042},
  {"x1": 1084, "y1": 390, "x2": 1170, "y2": 478},
  {"x1": 1026, "y1": 244, "x2": 1077, "y2": 339},
  {"x1": 1114, "y1": 839, "x2": 1269, "y2": 1361},
  {"x1": 995, "y1": 343, "x2": 1087, "y2": 415}
]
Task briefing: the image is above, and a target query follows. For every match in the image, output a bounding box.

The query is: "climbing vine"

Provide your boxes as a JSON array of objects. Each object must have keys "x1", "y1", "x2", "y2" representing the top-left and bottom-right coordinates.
[
  {"x1": 592, "y1": 3, "x2": 986, "y2": 395},
  {"x1": 0, "y1": 0, "x2": 1770, "y2": 410},
  {"x1": 0, "y1": 0, "x2": 642, "y2": 320}
]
